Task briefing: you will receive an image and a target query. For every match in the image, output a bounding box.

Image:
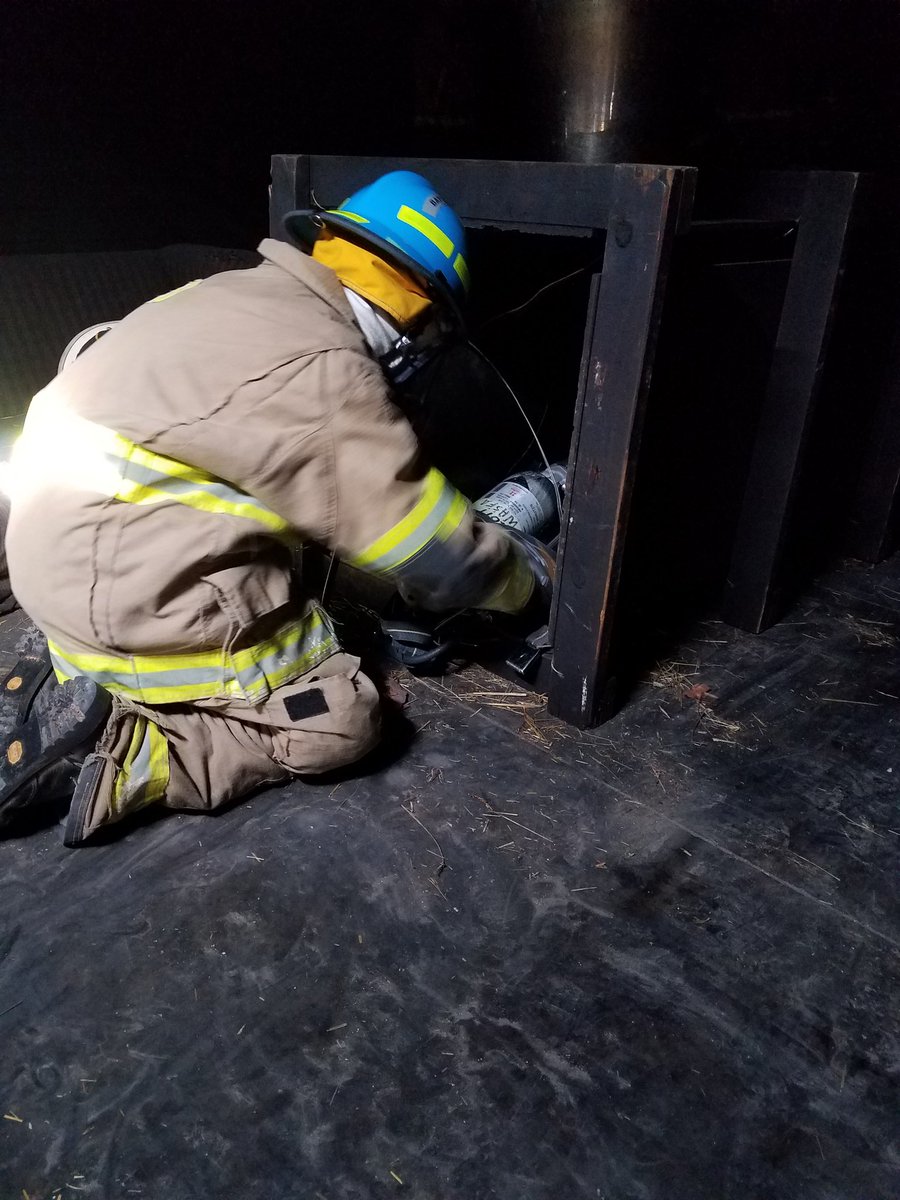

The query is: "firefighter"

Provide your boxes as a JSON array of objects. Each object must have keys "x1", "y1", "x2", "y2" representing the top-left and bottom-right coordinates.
[{"x1": 1, "y1": 171, "x2": 551, "y2": 846}]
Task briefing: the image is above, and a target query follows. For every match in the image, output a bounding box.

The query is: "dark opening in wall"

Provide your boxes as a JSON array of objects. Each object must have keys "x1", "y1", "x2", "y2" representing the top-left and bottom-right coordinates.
[
  {"x1": 413, "y1": 215, "x2": 811, "y2": 691},
  {"x1": 406, "y1": 227, "x2": 602, "y2": 501},
  {"x1": 616, "y1": 223, "x2": 795, "y2": 677}
]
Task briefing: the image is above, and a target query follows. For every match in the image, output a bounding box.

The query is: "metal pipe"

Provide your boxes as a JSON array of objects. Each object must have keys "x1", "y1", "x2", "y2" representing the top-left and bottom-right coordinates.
[{"x1": 557, "y1": 0, "x2": 627, "y2": 163}]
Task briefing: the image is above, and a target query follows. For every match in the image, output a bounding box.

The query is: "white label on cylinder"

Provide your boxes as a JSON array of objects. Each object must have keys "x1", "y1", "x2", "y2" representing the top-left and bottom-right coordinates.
[{"x1": 475, "y1": 481, "x2": 546, "y2": 533}]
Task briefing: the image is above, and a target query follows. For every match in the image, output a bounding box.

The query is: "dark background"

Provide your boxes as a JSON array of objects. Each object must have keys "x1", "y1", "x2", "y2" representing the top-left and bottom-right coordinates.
[
  {"x1": 2, "y1": 0, "x2": 899, "y2": 619},
  {"x1": 2, "y1": 0, "x2": 899, "y2": 255},
  {"x1": 3, "y1": 10, "x2": 900, "y2": 1195}
]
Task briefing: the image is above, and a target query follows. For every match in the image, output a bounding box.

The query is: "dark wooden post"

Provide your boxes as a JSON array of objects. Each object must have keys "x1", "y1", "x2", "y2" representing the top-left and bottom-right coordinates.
[
  {"x1": 721, "y1": 171, "x2": 859, "y2": 631},
  {"x1": 548, "y1": 164, "x2": 692, "y2": 727}
]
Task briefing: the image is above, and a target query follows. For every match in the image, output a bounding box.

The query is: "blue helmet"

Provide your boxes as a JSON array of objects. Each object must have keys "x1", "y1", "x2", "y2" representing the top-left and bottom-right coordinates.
[{"x1": 285, "y1": 171, "x2": 470, "y2": 316}]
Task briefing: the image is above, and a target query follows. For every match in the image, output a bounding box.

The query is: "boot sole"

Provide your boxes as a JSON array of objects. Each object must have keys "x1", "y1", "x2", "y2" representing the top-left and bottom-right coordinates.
[
  {"x1": 0, "y1": 683, "x2": 111, "y2": 823},
  {"x1": 63, "y1": 753, "x2": 108, "y2": 848}
]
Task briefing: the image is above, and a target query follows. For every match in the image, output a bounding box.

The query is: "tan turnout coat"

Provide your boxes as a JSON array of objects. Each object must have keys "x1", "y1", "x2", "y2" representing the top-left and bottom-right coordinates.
[
  {"x1": 4, "y1": 238, "x2": 530, "y2": 839},
  {"x1": 7, "y1": 238, "x2": 521, "y2": 688}
]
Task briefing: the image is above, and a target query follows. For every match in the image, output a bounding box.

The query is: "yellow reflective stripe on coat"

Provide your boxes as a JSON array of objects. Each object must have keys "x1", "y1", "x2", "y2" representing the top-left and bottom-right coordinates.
[
  {"x1": 106, "y1": 435, "x2": 291, "y2": 537},
  {"x1": 349, "y1": 468, "x2": 468, "y2": 575},
  {"x1": 9, "y1": 402, "x2": 289, "y2": 537},
  {"x1": 396, "y1": 205, "x2": 455, "y2": 258},
  {"x1": 112, "y1": 717, "x2": 170, "y2": 813},
  {"x1": 48, "y1": 609, "x2": 338, "y2": 705}
]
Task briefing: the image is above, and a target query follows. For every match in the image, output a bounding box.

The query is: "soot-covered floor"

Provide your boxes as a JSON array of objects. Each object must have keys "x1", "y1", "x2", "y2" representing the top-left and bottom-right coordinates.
[{"x1": 2, "y1": 555, "x2": 900, "y2": 1199}]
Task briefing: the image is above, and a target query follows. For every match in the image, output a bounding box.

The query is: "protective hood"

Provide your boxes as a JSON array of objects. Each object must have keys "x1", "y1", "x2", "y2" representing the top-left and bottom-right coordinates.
[
  {"x1": 342, "y1": 288, "x2": 399, "y2": 360},
  {"x1": 312, "y1": 230, "x2": 433, "y2": 331}
]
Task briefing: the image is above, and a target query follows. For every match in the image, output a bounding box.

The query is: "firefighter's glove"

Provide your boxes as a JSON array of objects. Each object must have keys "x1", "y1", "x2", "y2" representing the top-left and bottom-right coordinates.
[
  {"x1": 482, "y1": 528, "x2": 556, "y2": 614},
  {"x1": 509, "y1": 528, "x2": 556, "y2": 609}
]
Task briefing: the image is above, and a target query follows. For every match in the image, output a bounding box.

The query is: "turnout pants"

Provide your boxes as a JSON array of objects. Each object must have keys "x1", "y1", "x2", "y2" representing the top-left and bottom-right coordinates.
[{"x1": 67, "y1": 652, "x2": 381, "y2": 843}]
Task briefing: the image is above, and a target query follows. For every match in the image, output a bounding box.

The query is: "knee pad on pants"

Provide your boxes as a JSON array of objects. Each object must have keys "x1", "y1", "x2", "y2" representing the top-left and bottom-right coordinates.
[{"x1": 271, "y1": 664, "x2": 381, "y2": 775}]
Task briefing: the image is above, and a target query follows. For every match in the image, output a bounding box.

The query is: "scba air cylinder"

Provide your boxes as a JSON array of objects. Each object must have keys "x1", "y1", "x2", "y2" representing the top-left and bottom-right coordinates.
[{"x1": 474, "y1": 464, "x2": 566, "y2": 541}]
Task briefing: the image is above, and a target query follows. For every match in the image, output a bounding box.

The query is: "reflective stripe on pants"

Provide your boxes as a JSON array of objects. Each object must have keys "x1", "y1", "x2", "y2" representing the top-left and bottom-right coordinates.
[
  {"x1": 66, "y1": 654, "x2": 382, "y2": 843},
  {"x1": 49, "y1": 609, "x2": 339, "y2": 706},
  {"x1": 113, "y1": 716, "x2": 170, "y2": 815}
]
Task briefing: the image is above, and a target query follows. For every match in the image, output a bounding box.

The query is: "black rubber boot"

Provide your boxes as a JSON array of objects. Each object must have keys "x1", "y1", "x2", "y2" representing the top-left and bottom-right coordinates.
[{"x1": 0, "y1": 637, "x2": 111, "y2": 834}]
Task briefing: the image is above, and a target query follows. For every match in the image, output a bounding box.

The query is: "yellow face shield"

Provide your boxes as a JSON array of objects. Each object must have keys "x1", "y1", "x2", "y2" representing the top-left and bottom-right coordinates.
[{"x1": 312, "y1": 230, "x2": 433, "y2": 330}]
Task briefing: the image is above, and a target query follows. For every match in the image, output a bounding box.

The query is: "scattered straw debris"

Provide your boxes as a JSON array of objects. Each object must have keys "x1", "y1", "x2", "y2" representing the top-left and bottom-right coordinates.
[
  {"x1": 843, "y1": 613, "x2": 897, "y2": 649},
  {"x1": 696, "y1": 706, "x2": 742, "y2": 741},
  {"x1": 790, "y1": 851, "x2": 841, "y2": 882},
  {"x1": 408, "y1": 667, "x2": 575, "y2": 749},
  {"x1": 519, "y1": 706, "x2": 573, "y2": 747},
  {"x1": 647, "y1": 657, "x2": 745, "y2": 743},
  {"x1": 474, "y1": 794, "x2": 552, "y2": 843},
  {"x1": 647, "y1": 658, "x2": 701, "y2": 694},
  {"x1": 836, "y1": 810, "x2": 880, "y2": 836},
  {"x1": 401, "y1": 803, "x2": 448, "y2": 875}
]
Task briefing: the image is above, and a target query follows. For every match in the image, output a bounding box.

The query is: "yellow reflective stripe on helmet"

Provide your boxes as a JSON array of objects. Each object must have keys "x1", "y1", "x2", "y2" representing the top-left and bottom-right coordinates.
[
  {"x1": 396, "y1": 205, "x2": 454, "y2": 258},
  {"x1": 151, "y1": 279, "x2": 202, "y2": 303},
  {"x1": 113, "y1": 717, "x2": 170, "y2": 813},
  {"x1": 47, "y1": 610, "x2": 338, "y2": 706},
  {"x1": 106, "y1": 437, "x2": 292, "y2": 537},
  {"x1": 349, "y1": 468, "x2": 468, "y2": 575},
  {"x1": 453, "y1": 252, "x2": 471, "y2": 291},
  {"x1": 328, "y1": 208, "x2": 370, "y2": 224}
]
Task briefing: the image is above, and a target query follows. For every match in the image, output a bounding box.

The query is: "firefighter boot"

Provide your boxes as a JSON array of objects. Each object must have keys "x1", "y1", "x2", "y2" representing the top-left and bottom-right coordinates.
[{"x1": 0, "y1": 645, "x2": 111, "y2": 833}]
